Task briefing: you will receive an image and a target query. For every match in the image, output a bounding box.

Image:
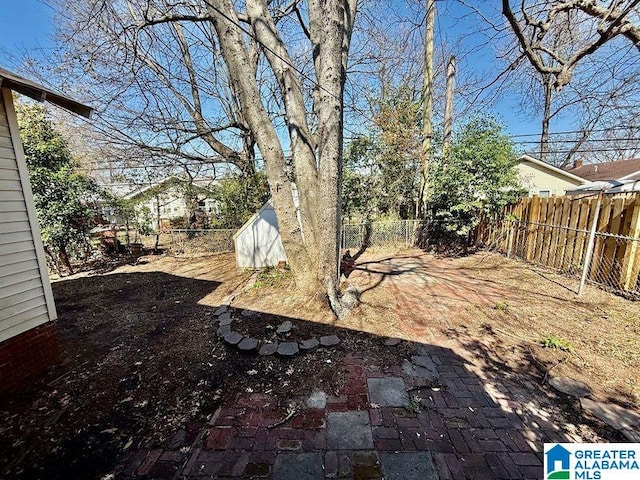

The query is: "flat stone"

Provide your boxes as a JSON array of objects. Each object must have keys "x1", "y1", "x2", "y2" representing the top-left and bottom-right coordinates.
[
  {"x1": 353, "y1": 452, "x2": 382, "y2": 478},
  {"x1": 367, "y1": 377, "x2": 410, "y2": 407},
  {"x1": 272, "y1": 453, "x2": 323, "y2": 480},
  {"x1": 224, "y1": 331, "x2": 243, "y2": 346},
  {"x1": 326, "y1": 411, "x2": 374, "y2": 450},
  {"x1": 549, "y1": 376, "x2": 592, "y2": 398},
  {"x1": 218, "y1": 313, "x2": 233, "y2": 326},
  {"x1": 276, "y1": 320, "x2": 293, "y2": 334},
  {"x1": 241, "y1": 309, "x2": 255, "y2": 317},
  {"x1": 277, "y1": 342, "x2": 299, "y2": 357},
  {"x1": 320, "y1": 335, "x2": 340, "y2": 347},
  {"x1": 306, "y1": 391, "x2": 327, "y2": 409},
  {"x1": 383, "y1": 338, "x2": 402, "y2": 346},
  {"x1": 299, "y1": 338, "x2": 319, "y2": 352},
  {"x1": 379, "y1": 452, "x2": 438, "y2": 480},
  {"x1": 213, "y1": 305, "x2": 228, "y2": 316},
  {"x1": 216, "y1": 325, "x2": 232, "y2": 338},
  {"x1": 258, "y1": 342, "x2": 278, "y2": 356},
  {"x1": 581, "y1": 398, "x2": 640, "y2": 431},
  {"x1": 402, "y1": 359, "x2": 438, "y2": 380},
  {"x1": 237, "y1": 337, "x2": 259, "y2": 352}
]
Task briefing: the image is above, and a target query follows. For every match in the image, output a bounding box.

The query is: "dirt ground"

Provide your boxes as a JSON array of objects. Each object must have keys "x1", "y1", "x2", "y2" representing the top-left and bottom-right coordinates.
[
  {"x1": 347, "y1": 250, "x2": 640, "y2": 410},
  {"x1": 1, "y1": 249, "x2": 638, "y2": 479}
]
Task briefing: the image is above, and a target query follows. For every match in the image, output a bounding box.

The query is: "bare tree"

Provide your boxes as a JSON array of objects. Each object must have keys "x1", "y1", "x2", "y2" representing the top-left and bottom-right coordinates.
[
  {"x1": 48, "y1": 0, "x2": 257, "y2": 177},
  {"x1": 502, "y1": 0, "x2": 640, "y2": 90},
  {"x1": 489, "y1": 1, "x2": 640, "y2": 164},
  {"x1": 47, "y1": 0, "x2": 358, "y2": 311}
]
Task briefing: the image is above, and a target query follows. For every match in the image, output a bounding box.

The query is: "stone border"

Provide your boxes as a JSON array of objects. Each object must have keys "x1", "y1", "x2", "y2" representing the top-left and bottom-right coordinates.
[{"x1": 212, "y1": 306, "x2": 341, "y2": 357}]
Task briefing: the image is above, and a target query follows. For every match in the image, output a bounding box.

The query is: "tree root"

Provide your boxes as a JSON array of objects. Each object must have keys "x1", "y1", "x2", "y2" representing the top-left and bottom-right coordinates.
[{"x1": 327, "y1": 280, "x2": 360, "y2": 320}]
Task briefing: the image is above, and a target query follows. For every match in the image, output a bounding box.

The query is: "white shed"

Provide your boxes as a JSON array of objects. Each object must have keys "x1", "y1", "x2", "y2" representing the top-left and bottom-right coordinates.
[
  {"x1": 0, "y1": 67, "x2": 92, "y2": 392},
  {"x1": 234, "y1": 200, "x2": 288, "y2": 268}
]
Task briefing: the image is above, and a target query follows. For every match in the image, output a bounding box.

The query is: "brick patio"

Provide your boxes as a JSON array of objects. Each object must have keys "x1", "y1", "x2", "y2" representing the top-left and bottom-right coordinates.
[
  {"x1": 115, "y1": 337, "x2": 577, "y2": 479},
  {"x1": 112, "y1": 252, "x2": 608, "y2": 479}
]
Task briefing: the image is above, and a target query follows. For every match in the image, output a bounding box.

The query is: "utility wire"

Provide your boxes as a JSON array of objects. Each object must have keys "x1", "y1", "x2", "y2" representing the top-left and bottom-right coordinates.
[
  {"x1": 521, "y1": 147, "x2": 640, "y2": 154},
  {"x1": 507, "y1": 126, "x2": 640, "y2": 138},
  {"x1": 514, "y1": 137, "x2": 640, "y2": 145}
]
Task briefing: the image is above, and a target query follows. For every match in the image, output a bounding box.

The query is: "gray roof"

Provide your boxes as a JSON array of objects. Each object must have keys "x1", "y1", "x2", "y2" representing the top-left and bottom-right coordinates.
[{"x1": 0, "y1": 66, "x2": 92, "y2": 118}]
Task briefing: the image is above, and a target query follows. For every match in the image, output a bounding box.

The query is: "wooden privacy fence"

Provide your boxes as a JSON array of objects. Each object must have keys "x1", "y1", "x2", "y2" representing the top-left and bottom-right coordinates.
[{"x1": 476, "y1": 193, "x2": 640, "y2": 295}]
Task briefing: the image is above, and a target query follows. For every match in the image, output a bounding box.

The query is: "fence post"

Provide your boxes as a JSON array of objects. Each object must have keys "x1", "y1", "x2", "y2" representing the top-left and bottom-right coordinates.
[
  {"x1": 620, "y1": 197, "x2": 640, "y2": 291},
  {"x1": 525, "y1": 196, "x2": 541, "y2": 261},
  {"x1": 405, "y1": 220, "x2": 410, "y2": 247},
  {"x1": 579, "y1": 192, "x2": 603, "y2": 296},
  {"x1": 506, "y1": 220, "x2": 514, "y2": 258}
]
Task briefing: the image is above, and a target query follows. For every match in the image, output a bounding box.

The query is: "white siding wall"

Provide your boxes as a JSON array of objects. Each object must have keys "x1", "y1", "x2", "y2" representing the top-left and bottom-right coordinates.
[
  {"x1": 0, "y1": 88, "x2": 56, "y2": 343},
  {"x1": 516, "y1": 160, "x2": 584, "y2": 196},
  {"x1": 234, "y1": 201, "x2": 287, "y2": 268}
]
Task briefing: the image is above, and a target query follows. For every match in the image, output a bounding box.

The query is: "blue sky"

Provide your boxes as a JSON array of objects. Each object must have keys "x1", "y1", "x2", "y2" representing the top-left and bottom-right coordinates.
[
  {"x1": 0, "y1": 0, "x2": 569, "y2": 142},
  {"x1": 0, "y1": 0, "x2": 53, "y2": 58}
]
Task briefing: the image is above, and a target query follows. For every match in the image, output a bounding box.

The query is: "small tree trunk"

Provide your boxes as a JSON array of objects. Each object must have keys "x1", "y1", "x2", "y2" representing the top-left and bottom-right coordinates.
[
  {"x1": 154, "y1": 194, "x2": 161, "y2": 252},
  {"x1": 59, "y1": 244, "x2": 74, "y2": 275},
  {"x1": 540, "y1": 75, "x2": 553, "y2": 163}
]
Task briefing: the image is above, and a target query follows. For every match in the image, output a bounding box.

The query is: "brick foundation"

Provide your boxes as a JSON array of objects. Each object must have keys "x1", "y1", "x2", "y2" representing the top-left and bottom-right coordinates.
[{"x1": 0, "y1": 322, "x2": 59, "y2": 394}]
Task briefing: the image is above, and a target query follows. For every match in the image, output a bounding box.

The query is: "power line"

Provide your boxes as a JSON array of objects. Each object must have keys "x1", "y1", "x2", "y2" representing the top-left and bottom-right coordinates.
[
  {"x1": 508, "y1": 126, "x2": 640, "y2": 138},
  {"x1": 521, "y1": 147, "x2": 640, "y2": 154},
  {"x1": 514, "y1": 137, "x2": 640, "y2": 145}
]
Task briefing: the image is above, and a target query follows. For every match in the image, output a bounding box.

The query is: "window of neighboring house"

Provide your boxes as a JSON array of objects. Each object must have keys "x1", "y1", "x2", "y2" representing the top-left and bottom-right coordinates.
[{"x1": 539, "y1": 190, "x2": 550, "y2": 198}]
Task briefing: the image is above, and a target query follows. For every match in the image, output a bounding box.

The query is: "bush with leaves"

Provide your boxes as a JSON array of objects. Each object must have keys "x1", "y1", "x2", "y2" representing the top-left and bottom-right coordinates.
[
  {"x1": 210, "y1": 172, "x2": 269, "y2": 229},
  {"x1": 429, "y1": 118, "x2": 524, "y2": 242},
  {"x1": 342, "y1": 85, "x2": 421, "y2": 222},
  {"x1": 17, "y1": 103, "x2": 99, "y2": 274}
]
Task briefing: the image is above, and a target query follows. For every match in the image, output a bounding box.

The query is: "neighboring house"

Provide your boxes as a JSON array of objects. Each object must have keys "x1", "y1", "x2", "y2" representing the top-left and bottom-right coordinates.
[
  {"x1": 515, "y1": 154, "x2": 590, "y2": 197},
  {"x1": 564, "y1": 158, "x2": 640, "y2": 195},
  {"x1": 234, "y1": 200, "x2": 287, "y2": 268},
  {"x1": 0, "y1": 67, "x2": 92, "y2": 392},
  {"x1": 114, "y1": 177, "x2": 218, "y2": 229}
]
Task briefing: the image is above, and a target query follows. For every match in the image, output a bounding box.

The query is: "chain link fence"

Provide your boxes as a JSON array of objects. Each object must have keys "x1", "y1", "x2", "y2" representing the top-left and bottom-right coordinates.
[
  {"x1": 480, "y1": 220, "x2": 640, "y2": 298},
  {"x1": 341, "y1": 220, "x2": 420, "y2": 250},
  {"x1": 119, "y1": 229, "x2": 236, "y2": 254}
]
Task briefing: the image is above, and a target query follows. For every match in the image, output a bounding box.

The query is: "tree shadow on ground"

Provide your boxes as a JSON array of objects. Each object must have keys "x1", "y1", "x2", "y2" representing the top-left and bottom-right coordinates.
[{"x1": 0, "y1": 266, "x2": 628, "y2": 480}]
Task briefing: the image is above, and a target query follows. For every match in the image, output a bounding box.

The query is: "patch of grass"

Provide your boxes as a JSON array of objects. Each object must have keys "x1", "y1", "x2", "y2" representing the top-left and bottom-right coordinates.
[
  {"x1": 494, "y1": 301, "x2": 510, "y2": 312},
  {"x1": 253, "y1": 266, "x2": 291, "y2": 288},
  {"x1": 542, "y1": 335, "x2": 573, "y2": 352},
  {"x1": 405, "y1": 395, "x2": 422, "y2": 415}
]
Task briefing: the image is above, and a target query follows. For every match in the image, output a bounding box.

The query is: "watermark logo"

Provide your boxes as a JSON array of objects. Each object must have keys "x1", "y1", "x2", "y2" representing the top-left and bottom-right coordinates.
[
  {"x1": 546, "y1": 444, "x2": 571, "y2": 479},
  {"x1": 544, "y1": 443, "x2": 640, "y2": 480}
]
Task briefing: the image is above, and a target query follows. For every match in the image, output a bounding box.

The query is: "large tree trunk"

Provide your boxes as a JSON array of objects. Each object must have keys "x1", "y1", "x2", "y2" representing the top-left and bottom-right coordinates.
[{"x1": 208, "y1": 0, "x2": 356, "y2": 308}]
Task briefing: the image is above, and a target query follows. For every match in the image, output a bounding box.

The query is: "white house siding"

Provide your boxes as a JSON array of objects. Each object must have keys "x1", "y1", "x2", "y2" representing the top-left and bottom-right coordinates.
[
  {"x1": 234, "y1": 201, "x2": 287, "y2": 268},
  {"x1": 516, "y1": 159, "x2": 585, "y2": 197},
  {"x1": 0, "y1": 87, "x2": 56, "y2": 343}
]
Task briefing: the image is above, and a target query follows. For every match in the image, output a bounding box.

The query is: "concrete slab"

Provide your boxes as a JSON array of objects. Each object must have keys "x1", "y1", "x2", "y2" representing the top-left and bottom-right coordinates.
[
  {"x1": 367, "y1": 377, "x2": 410, "y2": 407},
  {"x1": 379, "y1": 452, "x2": 438, "y2": 480},
  {"x1": 326, "y1": 411, "x2": 374, "y2": 450},
  {"x1": 581, "y1": 398, "x2": 640, "y2": 431},
  {"x1": 549, "y1": 376, "x2": 591, "y2": 398},
  {"x1": 272, "y1": 453, "x2": 323, "y2": 480}
]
